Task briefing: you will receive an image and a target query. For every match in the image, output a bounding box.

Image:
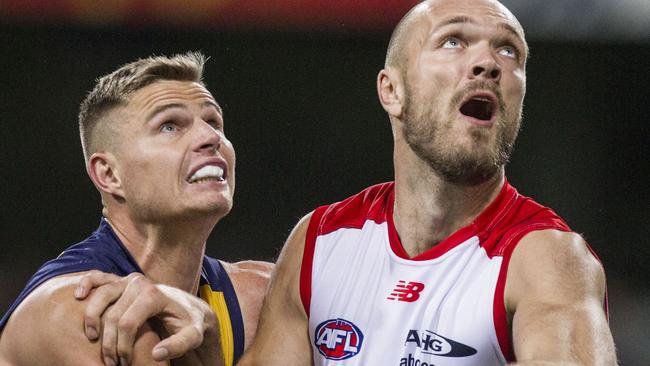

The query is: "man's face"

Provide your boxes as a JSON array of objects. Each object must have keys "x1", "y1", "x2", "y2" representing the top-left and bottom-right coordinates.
[
  {"x1": 113, "y1": 80, "x2": 235, "y2": 222},
  {"x1": 400, "y1": 0, "x2": 527, "y2": 184}
]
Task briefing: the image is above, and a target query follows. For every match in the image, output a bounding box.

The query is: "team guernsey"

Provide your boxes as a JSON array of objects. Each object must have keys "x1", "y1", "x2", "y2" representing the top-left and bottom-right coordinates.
[
  {"x1": 0, "y1": 219, "x2": 245, "y2": 366},
  {"x1": 300, "y1": 181, "x2": 599, "y2": 366}
]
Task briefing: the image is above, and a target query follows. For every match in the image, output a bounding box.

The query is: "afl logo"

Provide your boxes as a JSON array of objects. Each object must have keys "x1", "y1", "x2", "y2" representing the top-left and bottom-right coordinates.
[{"x1": 314, "y1": 318, "x2": 364, "y2": 360}]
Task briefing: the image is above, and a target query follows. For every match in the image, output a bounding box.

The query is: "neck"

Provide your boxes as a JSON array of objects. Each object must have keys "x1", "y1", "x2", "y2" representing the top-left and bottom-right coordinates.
[
  {"x1": 393, "y1": 139, "x2": 504, "y2": 258},
  {"x1": 105, "y1": 212, "x2": 218, "y2": 294}
]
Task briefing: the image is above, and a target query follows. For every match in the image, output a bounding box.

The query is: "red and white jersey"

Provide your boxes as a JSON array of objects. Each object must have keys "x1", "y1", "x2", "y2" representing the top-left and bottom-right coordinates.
[{"x1": 300, "y1": 181, "x2": 583, "y2": 366}]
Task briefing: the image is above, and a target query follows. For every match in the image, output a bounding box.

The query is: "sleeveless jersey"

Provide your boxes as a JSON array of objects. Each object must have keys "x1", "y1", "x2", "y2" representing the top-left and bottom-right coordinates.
[
  {"x1": 0, "y1": 219, "x2": 245, "y2": 366},
  {"x1": 300, "y1": 181, "x2": 592, "y2": 366}
]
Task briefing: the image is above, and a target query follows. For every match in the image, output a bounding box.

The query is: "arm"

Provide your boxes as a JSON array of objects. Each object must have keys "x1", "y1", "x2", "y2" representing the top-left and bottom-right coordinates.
[
  {"x1": 236, "y1": 214, "x2": 314, "y2": 366},
  {"x1": 70, "y1": 259, "x2": 274, "y2": 365},
  {"x1": 74, "y1": 272, "x2": 223, "y2": 366},
  {"x1": 0, "y1": 273, "x2": 165, "y2": 366},
  {"x1": 504, "y1": 230, "x2": 617, "y2": 365},
  {"x1": 222, "y1": 260, "x2": 274, "y2": 349}
]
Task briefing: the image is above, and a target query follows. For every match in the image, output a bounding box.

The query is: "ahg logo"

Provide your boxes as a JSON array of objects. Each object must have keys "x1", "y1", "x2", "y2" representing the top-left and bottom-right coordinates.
[
  {"x1": 314, "y1": 318, "x2": 364, "y2": 360},
  {"x1": 404, "y1": 329, "x2": 477, "y2": 357},
  {"x1": 387, "y1": 281, "x2": 425, "y2": 302}
]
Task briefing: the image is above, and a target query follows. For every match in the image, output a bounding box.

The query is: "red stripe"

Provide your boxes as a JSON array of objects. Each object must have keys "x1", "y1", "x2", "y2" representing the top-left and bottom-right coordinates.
[
  {"x1": 493, "y1": 238, "x2": 517, "y2": 363},
  {"x1": 492, "y1": 223, "x2": 573, "y2": 363},
  {"x1": 390, "y1": 180, "x2": 515, "y2": 261}
]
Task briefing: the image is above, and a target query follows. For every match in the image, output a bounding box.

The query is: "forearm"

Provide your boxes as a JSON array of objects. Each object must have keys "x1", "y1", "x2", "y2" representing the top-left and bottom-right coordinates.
[{"x1": 166, "y1": 320, "x2": 224, "y2": 366}]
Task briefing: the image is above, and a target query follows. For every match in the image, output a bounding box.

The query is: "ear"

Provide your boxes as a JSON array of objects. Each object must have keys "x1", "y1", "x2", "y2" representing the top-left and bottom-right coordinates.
[
  {"x1": 377, "y1": 67, "x2": 404, "y2": 118},
  {"x1": 87, "y1": 152, "x2": 124, "y2": 198}
]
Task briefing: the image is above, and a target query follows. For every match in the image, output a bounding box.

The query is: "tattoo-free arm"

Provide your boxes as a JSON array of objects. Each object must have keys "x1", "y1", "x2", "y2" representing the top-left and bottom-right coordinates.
[
  {"x1": 505, "y1": 230, "x2": 617, "y2": 365},
  {"x1": 236, "y1": 214, "x2": 314, "y2": 366},
  {"x1": 0, "y1": 274, "x2": 165, "y2": 366}
]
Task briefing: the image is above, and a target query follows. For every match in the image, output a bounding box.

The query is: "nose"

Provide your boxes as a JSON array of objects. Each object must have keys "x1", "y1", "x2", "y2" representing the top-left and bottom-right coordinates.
[
  {"x1": 468, "y1": 47, "x2": 501, "y2": 82},
  {"x1": 194, "y1": 120, "x2": 222, "y2": 154}
]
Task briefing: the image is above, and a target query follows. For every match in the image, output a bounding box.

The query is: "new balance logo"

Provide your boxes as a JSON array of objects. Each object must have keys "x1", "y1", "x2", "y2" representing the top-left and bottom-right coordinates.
[{"x1": 387, "y1": 281, "x2": 425, "y2": 302}]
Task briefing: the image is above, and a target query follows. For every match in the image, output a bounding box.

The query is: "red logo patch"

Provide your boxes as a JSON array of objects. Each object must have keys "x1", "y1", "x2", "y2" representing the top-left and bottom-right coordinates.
[
  {"x1": 387, "y1": 280, "x2": 425, "y2": 302},
  {"x1": 314, "y1": 318, "x2": 364, "y2": 360}
]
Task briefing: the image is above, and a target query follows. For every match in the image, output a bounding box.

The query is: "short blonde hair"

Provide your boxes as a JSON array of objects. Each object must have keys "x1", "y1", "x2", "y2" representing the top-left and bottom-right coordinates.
[{"x1": 78, "y1": 51, "x2": 206, "y2": 160}]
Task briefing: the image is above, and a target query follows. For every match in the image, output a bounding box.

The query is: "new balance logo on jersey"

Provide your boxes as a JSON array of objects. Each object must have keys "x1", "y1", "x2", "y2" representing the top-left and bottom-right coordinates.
[
  {"x1": 404, "y1": 329, "x2": 477, "y2": 357},
  {"x1": 387, "y1": 281, "x2": 425, "y2": 302},
  {"x1": 314, "y1": 318, "x2": 364, "y2": 360}
]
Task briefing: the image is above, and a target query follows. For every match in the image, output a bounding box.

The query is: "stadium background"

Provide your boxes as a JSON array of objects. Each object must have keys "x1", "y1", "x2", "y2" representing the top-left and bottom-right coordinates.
[{"x1": 0, "y1": 0, "x2": 648, "y2": 364}]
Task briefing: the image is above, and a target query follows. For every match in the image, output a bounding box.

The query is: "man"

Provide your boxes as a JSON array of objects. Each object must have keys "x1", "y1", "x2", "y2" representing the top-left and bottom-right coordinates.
[
  {"x1": 238, "y1": 0, "x2": 617, "y2": 365},
  {"x1": 0, "y1": 52, "x2": 272, "y2": 366}
]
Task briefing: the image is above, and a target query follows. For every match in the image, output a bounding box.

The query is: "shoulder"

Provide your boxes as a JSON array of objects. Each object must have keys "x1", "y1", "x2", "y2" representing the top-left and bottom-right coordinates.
[
  {"x1": 312, "y1": 183, "x2": 394, "y2": 235},
  {"x1": 224, "y1": 260, "x2": 274, "y2": 276},
  {"x1": 513, "y1": 230, "x2": 604, "y2": 285},
  {"x1": 0, "y1": 273, "x2": 162, "y2": 365},
  {"x1": 0, "y1": 274, "x2": 103, "y2": 365},
  {"x1": 222, "y1": 261, "x2": 274, "y2": 297},
  {"x1": 505, "y1": 229, "x2": 606, "y2": 311}
]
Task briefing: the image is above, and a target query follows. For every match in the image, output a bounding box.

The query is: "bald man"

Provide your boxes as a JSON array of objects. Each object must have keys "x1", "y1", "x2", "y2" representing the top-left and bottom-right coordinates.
[{"x1": 237, "y1": 0, "x2": 617, "y2": 365}]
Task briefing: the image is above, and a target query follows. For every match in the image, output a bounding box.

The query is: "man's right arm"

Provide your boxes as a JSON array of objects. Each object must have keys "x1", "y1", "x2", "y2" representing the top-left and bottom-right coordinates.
[
  {"x1": 0, "y1": 273, "x2": 165, "y2": 366},
  {"x1": 236, "y1": 213, "x2": 314, "y2": 366}
]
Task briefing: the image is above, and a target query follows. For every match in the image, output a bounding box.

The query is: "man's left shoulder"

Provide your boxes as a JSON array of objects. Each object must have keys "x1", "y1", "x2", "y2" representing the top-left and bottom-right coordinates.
[
  {"x1": 517, "y1": 229, "x2": 602, "y2": 271},
  {"x1": 506, "y1": 229, "x2": 606, "y2": 310}
]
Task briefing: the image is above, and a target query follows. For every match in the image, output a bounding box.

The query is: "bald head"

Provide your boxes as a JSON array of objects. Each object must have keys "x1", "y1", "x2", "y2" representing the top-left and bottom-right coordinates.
[
  {"x1": 385, "y1": 2, "x2": 428, "y2": 69},
  {"x1": 384, "y1": 0, "x2": 526, "y2": 70}
]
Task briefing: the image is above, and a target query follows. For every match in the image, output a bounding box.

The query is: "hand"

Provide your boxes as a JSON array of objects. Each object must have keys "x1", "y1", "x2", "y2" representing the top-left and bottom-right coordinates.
[{"x1": 74, "y1": 271, "x2": 222, "y2": 366}]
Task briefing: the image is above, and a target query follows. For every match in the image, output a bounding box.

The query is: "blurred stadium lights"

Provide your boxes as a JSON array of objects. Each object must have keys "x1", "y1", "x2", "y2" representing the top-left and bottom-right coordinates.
[{"x1": 0, "y1": 0, "x2": 648, "y2": 42}]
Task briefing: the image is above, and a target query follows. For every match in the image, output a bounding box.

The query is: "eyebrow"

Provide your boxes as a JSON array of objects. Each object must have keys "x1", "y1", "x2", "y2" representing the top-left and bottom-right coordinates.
[
  {"x1": 204, "y1": 100, "x2": 223, "y2": 116},
  {"x1": 146, "y1": 100, "x2": 223, "y2": 122},
  {"x1": 435, "y1": 15, "x2": 528, "y2": 55}
]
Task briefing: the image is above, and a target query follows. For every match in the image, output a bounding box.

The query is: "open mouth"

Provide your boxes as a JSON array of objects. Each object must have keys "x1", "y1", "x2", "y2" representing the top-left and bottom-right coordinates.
[
  {"x1": 459, "y1": 96, "x2": 495, "y2": 121},
  {"x1": 188, "y1": 165, "x2": 226, "y2": 184}
]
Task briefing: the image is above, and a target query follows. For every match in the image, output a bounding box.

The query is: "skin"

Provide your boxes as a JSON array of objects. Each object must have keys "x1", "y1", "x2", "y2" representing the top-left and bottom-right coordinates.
[
  {"x1": 0, "y1": 80, "x2": 272, "y2": 366},
  {"x1": 238, "y1": 0, "x2": 616, "y2": 365}
]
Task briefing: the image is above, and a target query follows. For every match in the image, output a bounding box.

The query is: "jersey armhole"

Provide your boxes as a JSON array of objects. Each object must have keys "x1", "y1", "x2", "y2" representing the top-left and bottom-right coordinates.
[
  {"x1": 202, "y1": 257, "x2": 244, "y2": 365},
  {"x1": 492, "y1": 223, "x2": 573, "y2": 363}
]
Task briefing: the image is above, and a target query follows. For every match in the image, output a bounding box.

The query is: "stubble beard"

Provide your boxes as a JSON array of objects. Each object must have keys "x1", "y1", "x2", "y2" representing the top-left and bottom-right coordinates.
[{"x1": 401, "y1": 80, "x2": 522, "y2": 186}]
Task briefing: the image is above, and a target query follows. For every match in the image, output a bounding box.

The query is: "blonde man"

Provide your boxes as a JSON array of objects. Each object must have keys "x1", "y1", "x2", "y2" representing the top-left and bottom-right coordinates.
[{"x1": 0, "y1": 52, "x2": 271, "y2": 366}]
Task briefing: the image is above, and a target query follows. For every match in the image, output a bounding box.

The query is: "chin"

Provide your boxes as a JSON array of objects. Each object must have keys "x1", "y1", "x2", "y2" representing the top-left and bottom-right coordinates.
[
  {"x1": 180, "y1": 195, "x2": 231, "y2": 217},
  {"x1": 179, "y1": 206, "x2": 230, "y2": 224},
  {"x1": 204, "y1": 199, "x2": 233, "y2": 215}
]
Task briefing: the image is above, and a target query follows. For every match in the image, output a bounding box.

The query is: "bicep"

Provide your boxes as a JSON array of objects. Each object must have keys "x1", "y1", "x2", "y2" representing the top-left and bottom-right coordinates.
[
  {"x1": 0, "y1": 274, "x2": 165, "y2": 366},
  {"x1": 505, "y1": 230, "x2": 616, "y2": 365},
  {"x1": 238, "y1": 214, "x2": 313, "y2": 366}
]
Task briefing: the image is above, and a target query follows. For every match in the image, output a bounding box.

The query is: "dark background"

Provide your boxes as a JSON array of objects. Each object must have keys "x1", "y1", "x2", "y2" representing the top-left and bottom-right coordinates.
[{"x1": 1, "y1": 19, "x2": 648, "y2": 365}]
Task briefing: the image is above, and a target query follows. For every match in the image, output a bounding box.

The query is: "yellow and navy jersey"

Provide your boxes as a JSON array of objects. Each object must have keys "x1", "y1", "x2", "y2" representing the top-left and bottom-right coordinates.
[
  {"x1": 199, "y1": 256, "x2": 245, "y2": 365},
  {"x1": 0, "y1": 219, "x2": 245, "y2": 365}
]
